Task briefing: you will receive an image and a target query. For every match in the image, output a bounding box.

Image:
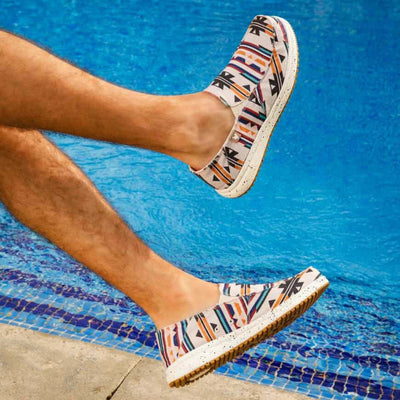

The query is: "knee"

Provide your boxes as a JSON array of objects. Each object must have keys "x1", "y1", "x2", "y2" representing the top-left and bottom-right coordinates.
[
  {"x1": 0, "y1": 125, "x2": 48, "y2": 163},
  {"x1": 0, "y1": 125, "x2": 31, "y2": 157}
]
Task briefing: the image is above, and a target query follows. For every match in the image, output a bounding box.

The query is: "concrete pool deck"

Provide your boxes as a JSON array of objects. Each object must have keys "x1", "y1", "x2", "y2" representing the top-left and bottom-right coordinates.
[{"x1": 0, "y1": 323, "x2": 312, "y2": 400}]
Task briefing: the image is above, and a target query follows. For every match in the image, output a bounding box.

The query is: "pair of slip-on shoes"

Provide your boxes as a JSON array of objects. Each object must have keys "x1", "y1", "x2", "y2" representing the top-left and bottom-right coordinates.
[{"x1": 156, "y1": 16, "x2": 329, "y2": 387}]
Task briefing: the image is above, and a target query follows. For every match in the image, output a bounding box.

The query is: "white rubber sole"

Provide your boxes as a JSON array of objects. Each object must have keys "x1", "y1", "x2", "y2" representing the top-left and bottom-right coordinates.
[
  {"x1": 217, "y1": 17, "x2": 299, "y2": 198},
  {"x1": 166, "y1": 274, "x2": 329, "y2": 386}
]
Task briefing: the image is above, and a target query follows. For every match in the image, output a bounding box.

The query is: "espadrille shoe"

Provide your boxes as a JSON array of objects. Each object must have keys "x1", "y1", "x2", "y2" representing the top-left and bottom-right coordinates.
[
  {"x1": 191, "y1": 15, "x2": 298, "y2": 198},
  {"x1": 156, "y1": 267, "x2": 329, "y2": 387}
]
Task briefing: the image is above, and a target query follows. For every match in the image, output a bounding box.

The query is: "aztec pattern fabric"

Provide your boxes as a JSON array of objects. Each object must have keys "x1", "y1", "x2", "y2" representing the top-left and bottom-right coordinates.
[
  {"x1": 156, "y1": 267, "x2": 321, "y2": 368},
  {"x1": 193, "y1": 16, "x2": 290, "y2": 190},
  {"x1": 220, "y1": 282, "x2": 272, "y2": 296}
]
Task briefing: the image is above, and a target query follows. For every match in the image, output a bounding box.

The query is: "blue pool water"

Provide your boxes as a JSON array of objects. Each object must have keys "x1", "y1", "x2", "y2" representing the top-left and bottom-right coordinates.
[{"x1": 1, "y1": 0, "x2": 399, "y2": 399}]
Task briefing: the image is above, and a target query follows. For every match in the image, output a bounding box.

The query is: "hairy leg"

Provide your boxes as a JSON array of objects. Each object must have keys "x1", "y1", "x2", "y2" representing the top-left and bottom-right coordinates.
[
  {"x1": 0, "y1": 125, "x2": 219, "y2": 328},
  {"x1": 0, "y1": 30, "x2": 234, "y2": 170}
]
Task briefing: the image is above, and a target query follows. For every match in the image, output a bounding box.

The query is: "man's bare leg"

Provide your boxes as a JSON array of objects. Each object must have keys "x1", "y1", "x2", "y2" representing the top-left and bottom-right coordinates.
[
  {"x1": 0, "y1": 30, "x2": 234, "y2": 170},
  {"x1": 0, "y1": 125, "x2": 219, "y2": 328}
]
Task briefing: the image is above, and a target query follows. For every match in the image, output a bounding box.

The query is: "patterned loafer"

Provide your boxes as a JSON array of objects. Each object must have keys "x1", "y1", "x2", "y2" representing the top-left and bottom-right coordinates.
[
  {"x1": 191, "y1": 15, "x2": 298, "y2": 198},
  {"x1": 156, "y1": 267, "x2": 329, "y2": 387}
]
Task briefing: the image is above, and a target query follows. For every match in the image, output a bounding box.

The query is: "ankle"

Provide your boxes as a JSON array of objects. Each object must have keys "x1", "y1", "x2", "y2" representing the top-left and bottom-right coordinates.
[
  {"x1": 164, "y1": 92, "x2": 234, "y2": 170},
  {"x1": 184, "y1": 93, "x2": 235, "y2": 170},
  {"x1": 151, "y1": 273, "x2": 220, "y2": 329}
]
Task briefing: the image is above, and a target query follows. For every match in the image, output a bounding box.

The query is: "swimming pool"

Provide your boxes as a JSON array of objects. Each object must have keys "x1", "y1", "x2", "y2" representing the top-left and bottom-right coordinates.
[{"x1": 0, "y1": 0, "x2": 399, "y2": 399}]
